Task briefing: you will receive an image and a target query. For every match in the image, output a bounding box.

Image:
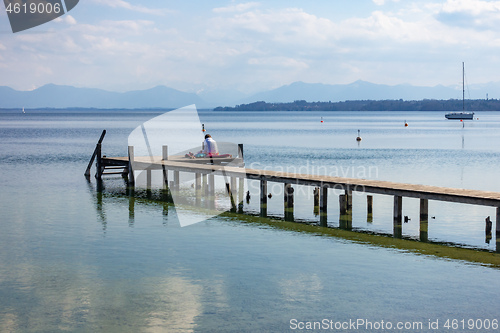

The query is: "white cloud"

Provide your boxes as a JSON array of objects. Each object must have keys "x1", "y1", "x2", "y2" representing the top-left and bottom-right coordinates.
[
  {"x1": 248, "y1": 56, "x2": 309, "y2": 70},
  {"x1": 213, "y1": 2, "x2": 260, "y2": 13},
  {"x1": 437, "y1": 0, "x2": 500, "y2": 30},
  {"x1": 54, "y1": 15, "x2": 77, "y2": 25},
  {"x1": 373, "y1": 0, "x2": 400, "y2": 5},
  {"x1": 89, "y1": 0, "x2": 169, "y2": 15}
]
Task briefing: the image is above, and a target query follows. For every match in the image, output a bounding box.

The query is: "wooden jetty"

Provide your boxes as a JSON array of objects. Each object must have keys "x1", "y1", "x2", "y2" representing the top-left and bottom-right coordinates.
[{"x1": 86, "y1": 130, "x2": 500, "y2": 248}]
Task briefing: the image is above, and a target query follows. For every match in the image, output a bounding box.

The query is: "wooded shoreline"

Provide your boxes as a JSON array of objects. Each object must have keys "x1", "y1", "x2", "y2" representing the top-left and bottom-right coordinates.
[{"x1": 215, "y1": 99, "x2": 500, "y2": 111}]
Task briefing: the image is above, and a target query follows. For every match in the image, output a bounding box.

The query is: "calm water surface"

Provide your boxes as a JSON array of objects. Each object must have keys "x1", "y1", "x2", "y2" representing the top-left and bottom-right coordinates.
[{"x1": 1, "y1": 110, "x2": 500, "y2": 332}]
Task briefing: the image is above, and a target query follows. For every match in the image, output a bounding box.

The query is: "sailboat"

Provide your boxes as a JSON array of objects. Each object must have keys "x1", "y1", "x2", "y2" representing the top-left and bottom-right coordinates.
[{"x1": 445, "y1": 62, "x2": 474, "y2": 120}]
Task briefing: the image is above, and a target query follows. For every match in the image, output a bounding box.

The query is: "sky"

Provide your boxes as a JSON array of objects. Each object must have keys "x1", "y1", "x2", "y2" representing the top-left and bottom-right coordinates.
[{"x1": 1, "y1": 0, "x2": 500, "y2": 94}]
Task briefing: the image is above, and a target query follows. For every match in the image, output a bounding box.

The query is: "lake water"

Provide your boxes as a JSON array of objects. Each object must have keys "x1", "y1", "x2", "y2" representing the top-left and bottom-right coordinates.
[{"x1": 1, "y1": 109, "x2": 500, "y2": 332}]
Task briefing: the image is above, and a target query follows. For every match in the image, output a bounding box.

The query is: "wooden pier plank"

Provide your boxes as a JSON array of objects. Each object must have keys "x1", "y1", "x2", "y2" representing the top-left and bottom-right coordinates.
[{"x1": 103, "y1": 156, "x2": 500, "y2": 207}]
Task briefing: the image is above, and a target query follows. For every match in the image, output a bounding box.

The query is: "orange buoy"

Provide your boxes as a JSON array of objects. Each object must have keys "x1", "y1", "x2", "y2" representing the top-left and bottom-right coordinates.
[
  {"x1": 202, "y1": 124, "x2": 206, "y2": 132},
  {"x1": 321, "y1": 117, "x2": 324, "y2": 123},
  {"x1": 404, "y1": 120, "x2": 408, "y2": 127}
]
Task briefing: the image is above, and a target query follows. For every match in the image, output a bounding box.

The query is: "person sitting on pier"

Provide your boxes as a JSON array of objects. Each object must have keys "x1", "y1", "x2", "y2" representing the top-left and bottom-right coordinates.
[
  {"x1": 185, "y1": 134, "x2": 228, "y2": 159},
  {"x1": 202, "y1": 134, "x2": 219, "y2": 157}
]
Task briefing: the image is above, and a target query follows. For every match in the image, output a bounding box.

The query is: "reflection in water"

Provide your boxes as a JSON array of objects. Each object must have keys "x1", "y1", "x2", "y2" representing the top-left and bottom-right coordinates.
[
  {"x1": 1, "y1": 262, "x2": 203, "y2": 332},
  {"x1": 90, "y1": 177, "x2": 500, "y2": 257},
  {"x1": 0, "y1": 313, "x2": 19, "y2": 332},
  {"x1": 142, "y1": 276, "x2": 202, "y2": 333},
  {"x1": 279, "y1": 274, "x2": 323, "y2": 303}
]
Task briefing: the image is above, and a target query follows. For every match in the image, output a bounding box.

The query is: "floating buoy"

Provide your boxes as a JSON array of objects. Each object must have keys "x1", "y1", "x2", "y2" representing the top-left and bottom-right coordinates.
[
  {"x1": 321, "y1": 117, "x2": 324, "y2": 123},
  {"x1": 356, "y1": 129, "x2": 362, "y2": 141},
  {"x1": 202, "y1": 124, "x2": 206, "y2": 132},
  {"x1": 404, "y1": 120, "x2": 408, "y2": 127}
]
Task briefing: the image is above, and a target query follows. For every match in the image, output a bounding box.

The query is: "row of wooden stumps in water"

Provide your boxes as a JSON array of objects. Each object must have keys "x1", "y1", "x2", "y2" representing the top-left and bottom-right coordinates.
[{"x1": 258, "y1": 183, "x2": 498, "y2": 245}]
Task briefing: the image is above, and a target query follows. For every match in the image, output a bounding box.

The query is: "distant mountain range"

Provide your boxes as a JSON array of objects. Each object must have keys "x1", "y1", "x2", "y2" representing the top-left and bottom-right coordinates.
[
  {"x1": 0, "y1": 84, "x2": 204, "y2": 109},
  {"x1": 1, "y1": 80, "x2": 498, "y2": 109}
]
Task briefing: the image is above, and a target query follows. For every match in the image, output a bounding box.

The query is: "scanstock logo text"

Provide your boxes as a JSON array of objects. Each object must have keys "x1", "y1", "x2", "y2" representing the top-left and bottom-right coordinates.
[{"x1": 3, "y1": 0, "x2": 79, "y2": 33}]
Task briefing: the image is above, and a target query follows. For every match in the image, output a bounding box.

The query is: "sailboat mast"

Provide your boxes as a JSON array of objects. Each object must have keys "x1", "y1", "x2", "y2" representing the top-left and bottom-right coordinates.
[{"x1": 462, "y1": 62, "x2": 465, "y2": 112}]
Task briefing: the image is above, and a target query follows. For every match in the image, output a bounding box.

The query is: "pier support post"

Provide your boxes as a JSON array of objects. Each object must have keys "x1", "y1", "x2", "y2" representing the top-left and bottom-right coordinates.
[
  {"x1": 393, "y1": 196, "x2": 403, "y2": 238},
  {"x1": 284, "y1": 183, "x2": 294, "y2": 221},
  {"x1": 260, "y1": 180, "x2": 267, "y2": 217},
  {"x1": 346, "y1": 187, "x2": 352, "y2": 209},
  {"x1": 195, "y1": 173, "x2": 201, "y2": 205},
  {"x1": 367, "y1": 195, "x2": 373, "y2": 223},
  {"x1": 128, "y1": 146, "x2": 135, "y2": 187},
  {"x1": 162, "y1": 145, "x2": 168, "y2": 161},
  {"x1": 146, "y1": 169, "x2": 152, "y2": 192},
  {"x1": 202, "y1": 174, "x2": 208, "y2": 196},
  {"x1": 207, "y1": 174, "x2": 215, "y2": 210},
  {"x1": 320, "y1": 186, "x2": 328, "y2": 227},
  {"x1": 225, "y1": 182, "x2": 236, "y2": 212},
  {"x1": 95, "y1": 142, "x2": 103, "y2": 179},
  {"x1": 313, "y1": 187, "x2": 320, "y2": 216},
  {"x1": 227, "y1": 177, "x2": 237, "y2": 212},
  {"x1": 128, "y1": 194, "x2": 135, "y2": 226},
  {"x1": 420, "y1": 199, "x2": 429, "y2": 242},
  {"x1": 208, "y1": 174, "x2": 215, "y2": 196},
  {"x1": 339, "y1": 194, "x2": 352, "y2": 230},
  {"x1": 161, "y1": 146, "x2": 169, "y2": 190},
  {"x1": 174, "y1": 171, "x2": 180, "y2": 191},
  {"x1": 496, "y1": 207, "x2": 500, "y2": 253},
  {"x1": 238, "y1": 178, "x2": 244, "y2": 213},
  {"x1": 497, "y1": 207, "x2": 500, "y2": 236},
  {"x1": 238, "y1": 144, "x2": 244, "y2": 160},
  {"x1": 339, "y1": 194, "x2": 347, "y2": 215}
]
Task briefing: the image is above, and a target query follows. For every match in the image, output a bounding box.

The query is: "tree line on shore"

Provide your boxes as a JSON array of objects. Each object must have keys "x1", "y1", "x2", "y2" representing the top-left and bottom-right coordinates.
[{"x1": 214, "y1": 99, "x2": 500, "y2": 111}]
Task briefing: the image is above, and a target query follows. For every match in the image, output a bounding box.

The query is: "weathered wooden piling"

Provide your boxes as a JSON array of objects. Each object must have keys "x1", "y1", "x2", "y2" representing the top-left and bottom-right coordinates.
[
  {"x1": 85, "y1": 130, "x2": 106, "y2": 179},
  {"x1": 162, "y1": 145, "x2": 169, "y2": 160},
  {"x1": 313, "y1": 187, "x2": 320, "y2": 216},
  {"x1": 420, "y1": 198, "x2": 429, "y2": 242},
  {"x1": 128, "y1": 194, "x2": 135, "y2": 225},
  {"x1": 208, "y1": 174, "x2": 215, "y2": 197},
  {"x1": 339, "y1": 194, "x2": 347, "y2": 215},
  {"x1": 173, "y1": 171, "x2": 180, "y2": 191},
  {"x1": 238, "y1": 178, "x2": 244, "y2": 213},
  {"x1": 314, "y1": 187, "x2": 320, "y2": 207},
  {"x1": 260, "y1": 180, "x2": 267, "y2": 217},
  {"x1": 231, "y1": 177, "x2": 237, "y2": 200},
  {"x1": 225, "y1": 182, "x2": 237, "y2": 212},
  {"x1": 162, "y1": 145, "x2": 169, "y2": 189},
  {"x1": 346, "y1": 187, "x2": 353, "y2": 209},
  {"x1": 95, "y1": 142, "x2": 103, "y2": 179},
  {"x1": 367, "y1": 195, "x2": 373, "y2": 223},
  {"x1": 238, "y1": 143, "x2": 244, "y2": 160},
  {"x1": 284, "y1": 183, "x2": 294, "y2": 221},
  {"x1": 128, "y1": 146, "x2": 135, "y2": 186},
  {"x1": 195, "y1": 173, "x2": 201, "y2": 204},
  {"x1": 393, "y1": 196, "x2": 403, "y2": 238},
  {"x1": 202, "y1": 174, "x2": 208, "y2": 196},
  {"x1": 497, "y1": 207, "x2": 500, "y2": 236},
  {"x1": 319, "y1": 186, "x2": 327, "y2": 227},
  {"x1": 486, "y1": 216, "x2": 493, "y2": 236}
]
